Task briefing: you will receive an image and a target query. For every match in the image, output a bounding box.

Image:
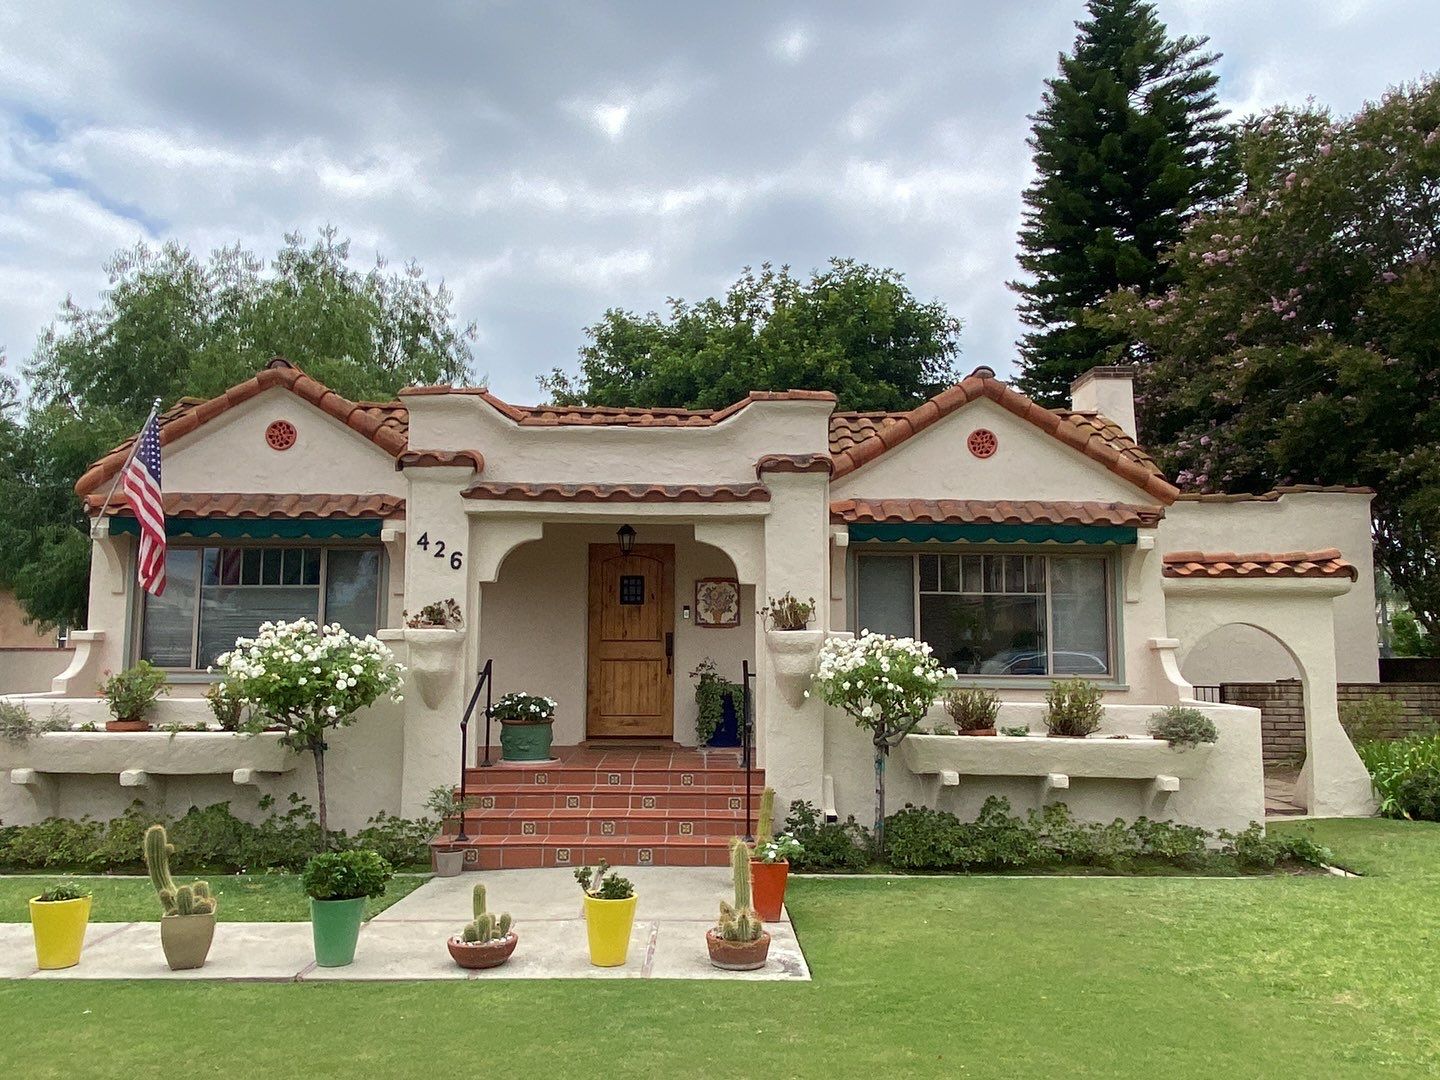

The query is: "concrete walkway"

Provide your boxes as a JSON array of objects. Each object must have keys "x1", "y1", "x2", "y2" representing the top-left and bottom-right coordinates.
[{"x1": 2, "y1": 867, "x2": 811, "y2": 982}]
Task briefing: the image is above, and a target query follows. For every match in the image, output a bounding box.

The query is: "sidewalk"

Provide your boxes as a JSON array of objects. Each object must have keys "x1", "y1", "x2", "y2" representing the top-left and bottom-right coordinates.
[{"x1": 2, "y1": 867, "x2": 811, "y2": 982}]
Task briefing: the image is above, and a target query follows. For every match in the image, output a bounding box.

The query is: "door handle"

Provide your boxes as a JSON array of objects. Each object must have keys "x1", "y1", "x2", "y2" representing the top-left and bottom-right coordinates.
[{"x1": 665, "y1": 632, "x2": 674, "y2": 675}]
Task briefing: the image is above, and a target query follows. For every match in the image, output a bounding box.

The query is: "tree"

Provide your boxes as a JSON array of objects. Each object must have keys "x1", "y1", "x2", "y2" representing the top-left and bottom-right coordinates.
[
  {"x1": 1102, "y1": 80, "x2": 1440, "y2": 636},
  {"x1": 2, "y1": 227, "x2": 476, "y2": 630},
  {"x1": 540, "y1": 259, "x2": 962, "y2": 411},
  {"x1": 1010, "y1": 0, "x2": 1231, "y2": 404}
]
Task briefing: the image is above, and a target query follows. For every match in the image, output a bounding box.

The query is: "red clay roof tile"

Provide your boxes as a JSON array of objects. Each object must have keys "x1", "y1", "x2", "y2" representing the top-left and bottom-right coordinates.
[
  {"x1": 86, "y1": 493, "x2": 405, "y2": 519},
  {"x1": 830, "y1": 498, "x2": 1164, "y2": 528},
  {"x1": 1161, "y1": 548, "x2": 1357, "y2": 580},
  {"x1": 462, "y1": 482, "x2": 770, "y2": 504}
]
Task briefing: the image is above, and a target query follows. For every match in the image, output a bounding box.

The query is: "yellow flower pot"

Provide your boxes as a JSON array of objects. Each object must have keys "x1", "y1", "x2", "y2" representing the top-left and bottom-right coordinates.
[
  {"x1": 29, "y1": 895, "x2": 92, "y2": 970},
  {"x1": 583, "y1": 893, "x2": 638, "y2": 967}
]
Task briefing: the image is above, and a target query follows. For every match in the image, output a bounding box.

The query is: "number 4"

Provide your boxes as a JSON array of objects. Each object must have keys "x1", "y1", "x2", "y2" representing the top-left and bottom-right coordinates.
[{"x1": 415, "y1": 532, "x2": 429, "y2": 551}]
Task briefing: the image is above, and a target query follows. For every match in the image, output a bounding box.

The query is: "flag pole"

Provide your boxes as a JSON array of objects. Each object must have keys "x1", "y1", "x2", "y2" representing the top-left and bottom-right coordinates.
[{"x1": 90, "y1": 397, "x2": 163, "y2": 534}]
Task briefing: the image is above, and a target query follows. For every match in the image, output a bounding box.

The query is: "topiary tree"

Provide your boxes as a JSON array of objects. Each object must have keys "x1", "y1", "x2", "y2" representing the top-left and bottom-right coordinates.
[{"x1": 215, "y1": 618, "x2": 404, "y2": 848}]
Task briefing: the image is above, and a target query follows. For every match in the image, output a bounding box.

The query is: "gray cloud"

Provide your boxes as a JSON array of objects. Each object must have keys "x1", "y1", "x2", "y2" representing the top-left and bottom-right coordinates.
[{"x1": 0, "y1": 1, "x2": 1435, "y2": 400}]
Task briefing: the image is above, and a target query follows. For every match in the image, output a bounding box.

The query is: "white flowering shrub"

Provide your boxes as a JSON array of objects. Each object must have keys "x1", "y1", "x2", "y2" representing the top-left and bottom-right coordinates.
[
  {"x1": 491, "y1": 692, "x2": 557, "y2": 723},
  {"x1": 812, "y1": 631, "x2": 957, "y2": 850},
  {"x1": 215, "y1": 618, "x2": 404, "y2": 844}
]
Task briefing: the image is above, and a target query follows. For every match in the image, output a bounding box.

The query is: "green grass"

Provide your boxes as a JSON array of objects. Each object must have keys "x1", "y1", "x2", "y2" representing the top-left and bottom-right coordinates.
[
  {"x1": 3, "y1": 820, "x2": 1439, "y2": 1078},
  {"x1": 0, "y1": 873, "x2": 426, "y2": 922}
]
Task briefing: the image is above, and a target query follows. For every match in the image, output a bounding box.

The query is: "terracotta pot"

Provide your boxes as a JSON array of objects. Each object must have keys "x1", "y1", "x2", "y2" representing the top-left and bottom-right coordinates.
[
  {"x1": 447, "y1": 932, "x2": 518, "y2": 970},
  {"x1": 750, "y1": 858, "x2": 790, "y2": 921},
  {"x1": 432, "y1": 847, "x2": 465, "y2": 878},
  {"x1": 105, "y1": 719, "x2": 150, "y2": 732},
  {"x1": 160, "y1": 913, "x2": 216, "y2": 971},
  {"x1": 957, "y1": 728, "x2": 997, "y2": 736},
  {"x1": 706, "y1": 928, "x2": 772, "y2": 971},
  {"x1": 1046, "y1": 733, "x2": 1090, "y2": 739}
]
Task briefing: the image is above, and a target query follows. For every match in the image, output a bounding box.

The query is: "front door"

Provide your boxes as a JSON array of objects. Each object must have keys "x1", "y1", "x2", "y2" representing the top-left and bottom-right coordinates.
[{"x1": 586, "y1": 543, "x2": 675, "y2": 738}]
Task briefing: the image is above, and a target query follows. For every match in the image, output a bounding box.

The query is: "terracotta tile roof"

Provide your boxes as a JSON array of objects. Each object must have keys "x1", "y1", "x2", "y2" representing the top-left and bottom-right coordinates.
[
  {"x1": 75, "y1": 358, "x2": 410, "y2": 497},
  {"x1": 400, "y1": 386, "x2": 837, "y2": 428},
  {"x1": 826, "y1": 367, "x2": 1176, "y2": 504},
  {"x1": 85, "y1": 492, "x2": 405, "y2": 519},
  {"x1": 396, "y1": 449, "x2": 484, "y2": 472},
  {"x1": 756, "y1": 453, "x2": 833, "y2": 476},
  {"x1": 1174, "y1": 485, "x2": 1375, "y2": 503},
  {"x1": 461, "y1": 481, "x2": 770, "y2": 504},
  {"x1": 1162, "y1": 548, "x2": 1358, "y2": 581},
  {"x1": 830, "y1": 498, "x2": 1165, "y2": 528}
]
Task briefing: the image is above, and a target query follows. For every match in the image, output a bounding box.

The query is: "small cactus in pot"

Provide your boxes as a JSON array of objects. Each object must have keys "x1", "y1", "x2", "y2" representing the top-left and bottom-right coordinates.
[
  {"x1": 707, "y1": 837, "x2": 772, "y2": 971},
  {"x1": 144, "y1": 824, "x2": 217, "y2": 970},
  {"x1": 448, "y1": 883, "x2": 518, "y2": 969}
]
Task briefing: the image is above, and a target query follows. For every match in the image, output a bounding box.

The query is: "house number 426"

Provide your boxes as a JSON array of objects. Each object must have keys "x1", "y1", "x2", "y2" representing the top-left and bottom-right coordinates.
[{"x1": 416, "y1": 532, "x2": 463, "y2": 571}]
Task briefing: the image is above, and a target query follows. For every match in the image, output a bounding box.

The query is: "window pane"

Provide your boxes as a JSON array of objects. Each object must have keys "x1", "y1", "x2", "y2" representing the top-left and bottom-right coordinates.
[
  {"x1": 940, "y1": 555, "x2": 961, "y2": 593},
  {"x1": 962, "y1": 555, "x2": 983, "y2": 593},
  {"x1": 984, "y1": 555, "x2": 1005, "y2": 593},
  {"x1": 197, "y1": 585, "x2": 319, "y2": 668},
  {"x1": 1050, "y1": 557, "x2": 1110, "y2": 675},
  {"x1": 922, "y1": 594, "x2": 1047, "y2": 674},
  {"x1": 303, "y1": 548, "x2": 322, "y2": 586},
  {"x1": 1004, "y1": 555, "x2": 1027, "y2": 593},
  {"x1": 241, "y1": 548, "x2": 262, "y2": 585},
  {"x1": 1025, "y1": 555, "x2": 1046, "y2": 593},
  {"x1": 918, "y1": 555, "x2": 939, "y2": 592},
  {"x1": 141, "y1": 548, "x2": 200, "y2": 667},
  {"x1": 262, "y1": 549, "x2": 282, "y2": 585},
  {"x1": 281, "y1": 548, "x2": 303, "y2": 586},
  {"x1": 324, "y1": 549, "x2": 381, "y2": 638},
  {"x1": 857, "y1": 556, "x2": 915, "y2": 638}
]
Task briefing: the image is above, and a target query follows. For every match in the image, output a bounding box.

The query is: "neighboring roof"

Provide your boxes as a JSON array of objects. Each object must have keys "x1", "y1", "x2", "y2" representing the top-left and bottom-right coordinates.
[
  {"x1": 85, "y1": 493, "x2": 405, "y2": 519},
  {"x1": 826, "y1": 367, "x2": 1175, "y2": 503},
  {"x1": 396, "y1": 449, "x2": 485, "y2": 472},
  {"x1": 75, "y1": 358, "x2": 408, "y2": 498},
  {"x1": 1174, "y1": 485, "x2": 1375, "y2": 503},
  {"x1": 461, "y1": 481, "x2": 771, "y2": 504},
  {"x1": 1162, "y1": 548, "x2": 1358, "y2": 581},
  {"x1": 756, "y1": 453, "x2": 833, "y2": 476},
  {"x1": 831, "y1": 498, "x2": 1164, "y2": 528},
  {"x1": 399, "y1": 386, "x2": 837, "y2": 428}
]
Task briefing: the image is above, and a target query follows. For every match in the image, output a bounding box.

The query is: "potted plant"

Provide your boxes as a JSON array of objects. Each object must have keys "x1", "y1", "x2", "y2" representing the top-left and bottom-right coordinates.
[
  {"x1": 575, "y1": 859, "x2": 636, "y2": 967},
  {"x1": 100, "y1": 660, "x2": 169, "y2": 731},
  {"x1": 205, "y1": 680, "x2": 246, "y2": 731},
  {"x1": 944, "y1": 686, "x2": 1000, "y2": 736},
  {"x1": 29, "y1": 881, "x2": 92, "y2": 970},
  {"x1": 748, "y1": 787, "x2": 801, "y2": 921},
  {"x1": 303, "y1": 849, "x2": 393, "y2": 967},
  {"x1": 1147, "y1": 705, "x2": 1220, "y2": 749},
  {"x1": 426, "y1": 785, "x2": 478, "y2": 877},
  {"x1": 691, "y1": 658, "x2": 742, "y2": 747},
  {"x1": 495, "y1": 692, "x2": 557, "y2": 763},
  {"x1": 143, "y1": 824, "x2": 218, "y2": 970},
  {"x1": 1045, "y1": 677, "x2": 1104, "y2": 738},
  {"x1": 404, "y1": 598, "x2": 462, "y2": 629},
  {"x1": 447, "y1": 883, "x2": 517, "y2": 970},
  {"x1": 707, "y1": 837, "x2": 771, "y2": 971},
  {"x1": 403, "y1": 599, "x2": 465, "y2": 708},
  {"x1": 217, "y1": 618, "x2": 405, "y2": 847},
  {"x1": 761, "y1": 592, "x2": 823, "y2": 706},
  {"x1": 813, "y1": 631, "x2": 957, "y2": 854}
]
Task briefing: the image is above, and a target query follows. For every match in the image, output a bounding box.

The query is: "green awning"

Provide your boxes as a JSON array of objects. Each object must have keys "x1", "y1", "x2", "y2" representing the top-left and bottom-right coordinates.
[
  {"x1": 107, "y1": 517, "x2": 383, "y2": 540},
  {"x1": 846, "y1": 523, "x2": 1137, "y2": 545}
]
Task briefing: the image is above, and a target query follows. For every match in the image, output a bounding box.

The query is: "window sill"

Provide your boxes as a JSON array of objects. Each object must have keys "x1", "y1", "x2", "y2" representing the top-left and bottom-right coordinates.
[{"x1": 944, "y1": 677, "x2": 1129, "y2": 693}]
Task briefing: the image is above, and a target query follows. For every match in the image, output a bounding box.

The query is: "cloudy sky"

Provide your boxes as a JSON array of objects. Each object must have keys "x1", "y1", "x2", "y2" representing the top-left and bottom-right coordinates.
[{"x1": 1, "y1": 1, "x2": 1435, "y2": 401}]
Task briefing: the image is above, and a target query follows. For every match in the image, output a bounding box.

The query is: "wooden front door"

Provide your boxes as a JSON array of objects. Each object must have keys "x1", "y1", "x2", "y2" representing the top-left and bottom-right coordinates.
[{"x1": 586, "y1": 543, "x2": 675, "y2": 738}]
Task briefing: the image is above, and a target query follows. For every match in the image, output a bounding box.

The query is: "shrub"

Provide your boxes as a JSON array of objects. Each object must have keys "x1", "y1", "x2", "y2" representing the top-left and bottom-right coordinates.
[
  {"x1": 404, "y1": 598, "x2": 462, "y2": 629},
  {"x1": 944, "y1": 687, "x2": 1000, "y2": 731},
  {"x1": 758, "y1": 592, "x2": 816, "y2": 631},
  {"x1": 100, "y1": 661, "x2": 170, "y2": 722},
  {"x1": 36, "y1": 881, "x2": 91, "y2": 903},
  {"x1": 1355, "y1": 732, "x2": 1440, "y2": 819},
  {"x1": 205, "y1": 682, "x2": 245, "y2": 731},
  {"x1": 1340, "y1": 695, "x2": 1408, "y2": 742},
  {"x1": 1147, "y1": 706, "x2": 1219, "y2": 749},
  {"x1": 303, "y1": 849, "x2": 393, "y2": 901},
  {"x1": 783, "y1": 800, "x2": 871, "y2": 872},
  {"x1": 1223, "y1": 823, "x2": 1333, "y2": 870},
  {"x1": 0, "y1": 701, "x2": 68, "y2": 741},
  {"x1": 690, "y1": 658, "x2": 742, "y2": 745},
  {"x1": 575, "y1": 859, "x2": 634, "y2": 899},
  {"x1": 1044, "y1": 677, "x2": 1103, "y2": 737}
]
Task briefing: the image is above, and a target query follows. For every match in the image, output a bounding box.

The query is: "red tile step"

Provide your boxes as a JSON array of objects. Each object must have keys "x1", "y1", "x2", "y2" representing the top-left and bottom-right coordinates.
[
  {"x1": 445, "y1": 807, "x2": 754, "y2": 839},
  {"x1": 432, "y1": 833, "x2": 739, "y2": 871},
  {"x1": 453, "y1": 785, "x2": 762, "y2": 813},
  {"x1": 463, "y1": 765, "x2": 765, "y2": 789}
]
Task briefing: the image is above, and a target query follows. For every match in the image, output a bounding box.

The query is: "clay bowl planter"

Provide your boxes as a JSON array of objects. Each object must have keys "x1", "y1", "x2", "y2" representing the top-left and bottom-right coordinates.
[
  {"x1": 29, "y1": 895, "x2": 92, "y2": 970},
  {"x1": 750, "y1": 859, "x2": 790, "y2": 922},
  {"x1": 957, "y1": 727, "x2": 997, "y2": 736},
  {"x1": 447, "y1": 932, "x2": 518, "y2": 970},
  {"x1": 105, "y1": 718, "x2": 150, "y2": 732},
  {"x1": 705, "y1": 928, "x2": 772, "y2": 971},
  {"x1": 500, "y1": 717, "x2": 555, "y2": 763},
  {"x1": 160, "y1": 912, "x2": 216, "y2": 971}
]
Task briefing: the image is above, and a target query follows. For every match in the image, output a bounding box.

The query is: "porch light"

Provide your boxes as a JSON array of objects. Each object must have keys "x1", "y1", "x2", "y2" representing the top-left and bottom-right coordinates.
[{"x1": 617, "y1": 523, "x2": 637, "y2": 555}]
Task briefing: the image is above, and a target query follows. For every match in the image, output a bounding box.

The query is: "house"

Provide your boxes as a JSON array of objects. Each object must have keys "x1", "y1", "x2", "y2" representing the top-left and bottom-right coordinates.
[{"x1": 0, "y1": 358, "x2": 1379, "y2": 865}]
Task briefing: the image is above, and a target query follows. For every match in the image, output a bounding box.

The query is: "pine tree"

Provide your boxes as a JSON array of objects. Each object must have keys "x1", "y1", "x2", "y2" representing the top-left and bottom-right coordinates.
[{"x1": 1010, "y1": 0, "x2": 1231, "y2": 404}]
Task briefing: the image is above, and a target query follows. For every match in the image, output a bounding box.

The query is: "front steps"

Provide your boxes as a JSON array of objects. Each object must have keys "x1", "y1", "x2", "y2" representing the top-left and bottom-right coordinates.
[{"x1": 434, "y1": 746, "x2": 763, "y2": 870}]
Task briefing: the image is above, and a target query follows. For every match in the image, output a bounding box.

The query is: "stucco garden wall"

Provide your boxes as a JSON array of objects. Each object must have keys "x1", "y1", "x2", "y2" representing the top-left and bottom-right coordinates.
[{"x1": 0, "y1": 648, "x2": 74, "y2": 695}]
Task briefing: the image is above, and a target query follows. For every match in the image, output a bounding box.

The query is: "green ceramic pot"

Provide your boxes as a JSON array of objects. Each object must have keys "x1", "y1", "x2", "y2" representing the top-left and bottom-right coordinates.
[
  {"x1": 310, "y1": 897, "x2": 367, "y2": 967},
  {"x1": 500, "y1": 719, "x2": 554, "y2": 762}
]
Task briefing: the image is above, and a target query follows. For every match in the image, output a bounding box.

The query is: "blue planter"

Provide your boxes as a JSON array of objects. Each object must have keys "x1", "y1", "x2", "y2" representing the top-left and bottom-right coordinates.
[{"x1": 709, "y1": 693, "x2": 742, "y2": 748}]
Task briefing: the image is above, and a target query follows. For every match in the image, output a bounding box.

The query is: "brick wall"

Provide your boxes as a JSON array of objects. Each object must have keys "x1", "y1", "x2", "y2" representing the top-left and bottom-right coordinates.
[{"x1": 1218, "y1": 680, "x2": 1440, "y2": 765}]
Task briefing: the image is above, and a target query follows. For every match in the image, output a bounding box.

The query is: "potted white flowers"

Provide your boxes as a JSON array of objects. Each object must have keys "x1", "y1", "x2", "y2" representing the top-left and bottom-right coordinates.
[
  {"x1": 760, "y1": 592, "x2": 823, "y2": 706},
  {"x1": 494, "y1": 692, "x2": 557, "y2": 762}
]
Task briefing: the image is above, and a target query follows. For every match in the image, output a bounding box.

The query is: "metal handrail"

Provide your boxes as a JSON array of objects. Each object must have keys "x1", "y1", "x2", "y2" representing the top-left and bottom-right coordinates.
[
  {"x1": 741, "y1": 659, "x2": 756, "y2": 841},
  {"x1": 454, "y1": 659, "x2": 494, "y2": 843}
]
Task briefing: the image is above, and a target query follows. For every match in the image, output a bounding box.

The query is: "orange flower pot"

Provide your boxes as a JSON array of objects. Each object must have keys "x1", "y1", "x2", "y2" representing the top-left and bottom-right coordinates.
[{"x1": 750, "y1": 859, "x2": 789, "y2": 921}]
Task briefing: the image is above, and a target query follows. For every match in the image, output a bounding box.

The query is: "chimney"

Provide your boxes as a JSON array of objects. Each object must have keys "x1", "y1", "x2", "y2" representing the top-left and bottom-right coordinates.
[{"x1": 1069, "y1": 366, "x2": 1137, "y2": 440}]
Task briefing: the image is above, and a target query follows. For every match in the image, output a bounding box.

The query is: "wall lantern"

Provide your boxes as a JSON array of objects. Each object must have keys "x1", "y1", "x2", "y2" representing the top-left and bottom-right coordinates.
[{"x1": 617, "y1": 524, "x2": 637, "y2": 555}]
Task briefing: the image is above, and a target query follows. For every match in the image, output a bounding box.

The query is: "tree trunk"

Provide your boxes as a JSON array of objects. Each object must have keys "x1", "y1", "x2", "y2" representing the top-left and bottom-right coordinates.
[
  {"x1": 873, "y1": 744, "x2": 887, "y2": 856},
  {"x1": 313, "y1": 746, "x2": 329, "y2": 850}
]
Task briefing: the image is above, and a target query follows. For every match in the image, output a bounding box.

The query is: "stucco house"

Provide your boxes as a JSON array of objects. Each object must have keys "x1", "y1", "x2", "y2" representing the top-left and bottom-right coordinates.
[{"x1": 0, "y1": 358, "x2": 1379, "y2": 866}]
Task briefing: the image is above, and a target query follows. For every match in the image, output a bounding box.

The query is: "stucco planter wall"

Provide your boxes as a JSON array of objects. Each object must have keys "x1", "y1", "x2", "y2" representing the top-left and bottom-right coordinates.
[
  {"x1": 3, "y1": 730, "x2": 297, "y2": 776},
  {"x1": 765, "y1": 629, "x2": 825, "y2": 706},
  {"x1": 899, "y1": 733, "x2": 1215, "y2": 780},
  {"x1": 402, "y1": 627, "x2": 466, "y2": 709}
]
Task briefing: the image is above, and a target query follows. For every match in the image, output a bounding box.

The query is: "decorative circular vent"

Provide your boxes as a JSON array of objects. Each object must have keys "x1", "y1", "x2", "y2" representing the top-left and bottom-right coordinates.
[
  {"x1": 967, "y1": 428, "x2": 998, "y2": 459},
  {"x1": 265, "y1": 420, "x2": 297, "y2": 451}
]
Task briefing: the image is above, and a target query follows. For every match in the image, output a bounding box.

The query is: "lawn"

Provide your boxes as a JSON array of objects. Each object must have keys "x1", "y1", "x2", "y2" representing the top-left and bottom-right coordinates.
[
  {"x1": 2, "y1": 819, "x2": 1438, "y2": 1078},
  {"x1": 0, "y1": 873, "x2": 427, "y2": 922}
]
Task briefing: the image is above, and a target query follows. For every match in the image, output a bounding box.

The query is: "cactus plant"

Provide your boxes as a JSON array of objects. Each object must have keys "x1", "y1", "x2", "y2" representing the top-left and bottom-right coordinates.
[
  {"x1": 143, "y1": 824, "x2": 217, "y2": 917},
  {"x1": 459, "y1": 882, "x2": 513, "y2": 943},
  {"x1": 756, "y1": 787, "x2": 775, "y2": 845},
  {"x1": 717, "y1": 837, "x2": 764, "y2": 942}
]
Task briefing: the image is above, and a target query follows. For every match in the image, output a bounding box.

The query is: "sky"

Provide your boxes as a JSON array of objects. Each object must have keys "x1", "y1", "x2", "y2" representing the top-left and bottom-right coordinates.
[{"x1": 0, "y1": 1, "x2": 1436, "y2": 402}]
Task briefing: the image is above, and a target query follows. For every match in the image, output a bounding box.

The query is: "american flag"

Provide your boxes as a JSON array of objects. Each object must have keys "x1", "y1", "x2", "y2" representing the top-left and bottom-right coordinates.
[{"x1": 121, "y1": 414, "x2": 166, "y2": 596}]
